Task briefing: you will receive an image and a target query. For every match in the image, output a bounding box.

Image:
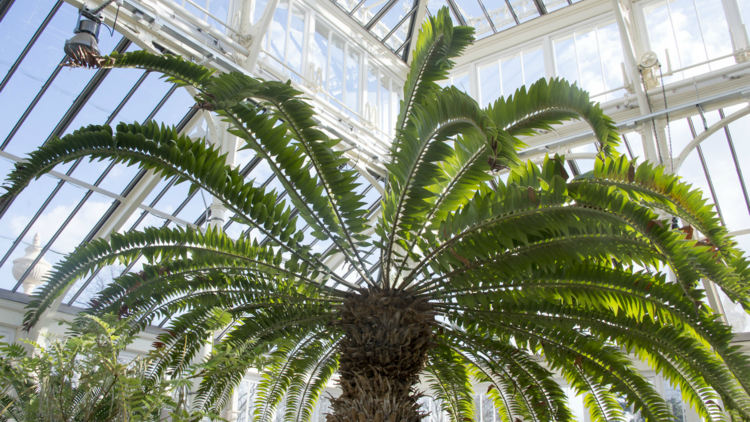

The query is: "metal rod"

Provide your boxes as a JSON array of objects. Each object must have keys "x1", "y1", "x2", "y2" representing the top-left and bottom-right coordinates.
[
  {"x1": 504, "y1": 0, "x2": 520, "y2": 25},
  {"x1": 444, "y1": 0, "x2": 467, "y2": 26},
  {"x1": 478, "y1": 0, "x2": 498, "y2": 33},
  {"x1": 381, "y1": 6, "x2": 416, "y2": 44},
  {"x1": 687, "y1": 117, "x2": 725, "y2": 225},
  {"x1": 0, "y1": 0, "x2": 16, "y2": 24},
  {"x1": 348, "y1": 0, "x2": 369, "y2": 16},
  {"x1": 365, "y1": 0, "x2": 400, "y2": 30},
  {"x1": 719, "y1": 108, "x2": 750, "y2": 217},
  {"x1": 396, "y1": 37, "x2": 411, "y2": 56}
]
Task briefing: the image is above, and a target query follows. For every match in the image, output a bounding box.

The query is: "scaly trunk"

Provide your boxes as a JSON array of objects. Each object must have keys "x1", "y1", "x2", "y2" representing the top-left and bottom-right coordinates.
[{"x1": 327, "y1": 289, "x2": 436, "y2": 422}]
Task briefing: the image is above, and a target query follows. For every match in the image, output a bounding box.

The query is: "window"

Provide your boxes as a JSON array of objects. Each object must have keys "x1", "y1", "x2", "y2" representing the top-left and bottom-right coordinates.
[
  {"x1": 642, "y1": 0, "x2": 734, "y2": 84},
  {"x1": 478, "y1": 45, "x2": 545, "y2": 107},
  {"x1": 173, "y1": 0, "x2": 230, "y2": 29},
  {"x1": 553, "y1": 21, "x2": 627, "y2": 102}
]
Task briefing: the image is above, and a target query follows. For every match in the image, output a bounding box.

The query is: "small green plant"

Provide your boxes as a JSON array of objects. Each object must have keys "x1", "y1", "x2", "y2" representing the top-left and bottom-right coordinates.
[{"x1": 0, "y1": 315, "x2": 224, "y2": 422}]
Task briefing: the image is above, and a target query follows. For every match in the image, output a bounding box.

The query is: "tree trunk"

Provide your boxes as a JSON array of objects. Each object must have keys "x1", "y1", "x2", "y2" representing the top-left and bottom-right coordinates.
[{"x1": 327, "y1": 289, "x2": 436, "y2": 422}]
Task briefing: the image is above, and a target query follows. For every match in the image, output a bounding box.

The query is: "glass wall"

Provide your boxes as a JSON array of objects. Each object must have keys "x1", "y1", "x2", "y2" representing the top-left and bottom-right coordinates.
[
  {"x1": 259, "y1": 3, "x2": 403, "y2": 138},
  {"x1": 641, "y1": 0, "x2": 735, "y2": 84},
  {"x1": 477, "y1": 45, "x2": 545, "y2": 107},
  {"x1": 457, "y1": 17, "x2": 628, "y2": 107},
  {"x1": 553, "y1": 20, "x2": 626, "y2": 103},
  {"x1": 172, "y1": 0, "x2": 232, "y2": 31}
]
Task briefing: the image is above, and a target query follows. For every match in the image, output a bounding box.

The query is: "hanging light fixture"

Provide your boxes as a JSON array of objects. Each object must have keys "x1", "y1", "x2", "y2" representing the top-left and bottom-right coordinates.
[{"x1": 64, "y1": 0, "x2": 119, "y2": 68}]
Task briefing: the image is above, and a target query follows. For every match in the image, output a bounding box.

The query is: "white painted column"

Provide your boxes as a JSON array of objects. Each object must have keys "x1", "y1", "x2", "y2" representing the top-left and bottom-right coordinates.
[
  {"x1": 610, "y1": 0, "x2": 659, "y2": 163},
  {"x1": 241, "y1": 0, "x2": 282, "y2": 72},
  {"x1": 722, "y1": 0, "x2": 750, "y2": 62}
]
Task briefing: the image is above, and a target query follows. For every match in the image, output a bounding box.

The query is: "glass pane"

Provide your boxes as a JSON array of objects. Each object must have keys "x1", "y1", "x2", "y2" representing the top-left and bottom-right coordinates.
[
  {"x1": 208, "y1": 0, "x2": 230, "y2": 30},
  {"x1": 522, "y1": 47, "x2": 545, "y2": 85},
  {"x1": 366, "y1": 64, "x2": 379, "y2": 128},
  {"x1": 253, "y1": 0, "x2": 269, "y2": 24},
  {"x1": 624, "y1": 131, "x2": 646, "y2": 162},
  {"x1": 573, "y1": 28, "x2": 606, "y2": 98},
  {"x1": 108, "y1": 72, "x2": 173, "y2": 125},
  {"x1": 426, "y1": 0, "x2": 451, "y2": 17},
  {"x1": 0, "y1": 0, "x2": 59, "y2": 79},
  {"x1": 0, "y1": 170, "x2": 57, "y2": 261},
  {"x1": 479, "y1": 61, "x2": 501, "y2": 107},
  {"x1": 312, "y1": 22, "x2": 330, "y2": 101},
  {"x1": 384, "y1": 13, "x2": 413, "y2": 51},
  {"x1": 268, "y1": 0, "x2": 289, "y2": 69},
  {"x1": 185, "y1": 0, "x2": 207, "y2": 21},
  {"x1": 151, "y1": 87, "x2": 194, "y2": 125},
  {"x1": 643, "y1": 0, "x2": 733, "y2": 84},
  {"x1": 554, "y1": 35, "x2": 579, "y2": 85},
  {"x1": 380, "y1": 73, "x2": 391, "y2": 138},
  {"x1": 691, "y1": 114, "x2": 750, "y2": 231},
  {"x1": 346, "y1": 48, "x2": 361, "y2": 117},
  {"x1": 329, "y1": 34, "x2": 345, "y2": 109},
  {"x1": 501, "y1": 54, "x2": 523, "y2": 97},
  {"x1": 287, "y1": 4, "x2": 305, "y2": 82},
  {"x1": 452, "y1": 72, "x2": 470, "y2": 94},
  {"x1": 454, "y1": 0, "x2": 494, "y2": 39},
  {"x1": 543, "y1": 0, "x2": 568, "y2": 13},
  {"x1": 371, "y1": 0, "x2": 413, "y2": 41},
  {"x1": 3, "y1": 37, "x2": 122, "y2": 157},
  {"x1": 0, "y1": 181, "x2": 88, "y2": 291},
  {"x1": 509, "y1": 0, "x2": 539, "y2": 23},
  {"x1": 353, "y1": 0, "x2": 393, "y2": 26},
  {"x1": 486, "y1": 0, "x2": 516, "y2": 32}
]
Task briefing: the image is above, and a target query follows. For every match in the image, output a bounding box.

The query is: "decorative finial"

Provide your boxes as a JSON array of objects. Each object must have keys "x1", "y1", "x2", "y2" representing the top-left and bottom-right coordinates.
[{"x1": 12, "y1": 233, "x2": 52, "y2": 295}]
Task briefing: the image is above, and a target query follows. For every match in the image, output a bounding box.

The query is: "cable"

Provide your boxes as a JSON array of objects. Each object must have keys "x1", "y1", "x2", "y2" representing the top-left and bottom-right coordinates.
[
  {"x1": 102, "y1": 4, "x2": 121, "y2": 36},
  {"x1": 658, "y1": 64, "x2": 674, "y2": 172}
]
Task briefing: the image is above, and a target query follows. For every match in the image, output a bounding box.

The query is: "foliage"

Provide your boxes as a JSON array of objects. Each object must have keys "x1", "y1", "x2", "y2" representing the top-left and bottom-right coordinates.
[
  {"x1": 3, "y1": 6, "x2": 750, "y2": 422},
  {"x1": 0, "y1": 315, "x2": 222, "y2": 422}
]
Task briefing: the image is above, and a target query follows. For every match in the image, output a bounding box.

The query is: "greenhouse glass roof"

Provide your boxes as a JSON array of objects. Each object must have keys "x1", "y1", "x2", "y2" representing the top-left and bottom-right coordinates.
[{"x1": 1, "y1": 0, "x2": 750, "y2": 337}]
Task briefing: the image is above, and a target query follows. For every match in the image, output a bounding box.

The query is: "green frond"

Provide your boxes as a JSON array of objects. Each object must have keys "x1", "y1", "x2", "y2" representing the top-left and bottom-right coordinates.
[
  {"x1": 284, "y1": 335, "x2": 340, "y2": 422},
  {"x1": 441, "y1": 330, "x2": 574, "y2": 422},
  {"x1": 379, "y1": 86, "x2": 499, "y2": 284},
  {"x1": 487, "y1": 78, "x2": 621, "y2": 157},
  {"x1": 22, "y1": 225, "x2": 315, "y2": 330},
  {"x1": 424, "y1": 343, "x2": 475, "y2": 422},
  {"x1": 100, "y1": 50, "x2": 216, "y2": 88}
]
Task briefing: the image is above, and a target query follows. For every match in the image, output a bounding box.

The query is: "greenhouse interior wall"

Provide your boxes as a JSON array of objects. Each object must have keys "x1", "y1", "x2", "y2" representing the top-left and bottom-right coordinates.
[{"x1": 1, "y1": 0, "x2": 750, "y2": 419}]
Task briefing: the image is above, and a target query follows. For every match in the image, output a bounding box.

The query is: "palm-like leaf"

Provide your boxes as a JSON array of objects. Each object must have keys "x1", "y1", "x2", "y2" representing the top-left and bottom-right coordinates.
[{"x1": 5, "y1": 7, "x2": 750, "y2": 422}]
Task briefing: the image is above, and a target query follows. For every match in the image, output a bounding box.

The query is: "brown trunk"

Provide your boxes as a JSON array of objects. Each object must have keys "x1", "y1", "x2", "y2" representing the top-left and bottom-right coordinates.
[{"x1": 327, "y1": 289, "x2": 436, "y2": 422}]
